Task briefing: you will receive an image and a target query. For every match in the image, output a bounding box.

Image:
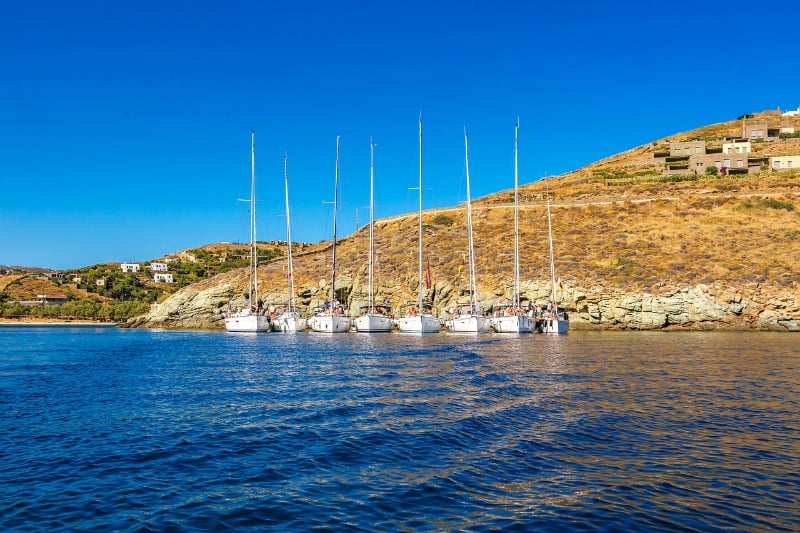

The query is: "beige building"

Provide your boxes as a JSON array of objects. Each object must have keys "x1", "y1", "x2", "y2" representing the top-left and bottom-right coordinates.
[
  {"x1": 669, "y1": 141, "x2": 706, "y2": 157},
  {"x1": 687, "y1": 153, "x2": 748, "y2": 174},
  {"x1": 771, "y1": 155, "x2": 799, "y2": 170}
]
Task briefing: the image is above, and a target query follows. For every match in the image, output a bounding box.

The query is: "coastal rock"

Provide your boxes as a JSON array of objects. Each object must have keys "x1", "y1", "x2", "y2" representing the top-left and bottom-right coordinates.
[{"x1": 128, "y1": 269, "x2": 800, "y2": 333}]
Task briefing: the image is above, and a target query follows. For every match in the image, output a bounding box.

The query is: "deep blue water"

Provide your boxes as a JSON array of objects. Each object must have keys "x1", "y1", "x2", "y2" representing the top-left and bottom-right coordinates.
[{"x1": 1, "y1": 326, "x2": 798, "y2": 532}]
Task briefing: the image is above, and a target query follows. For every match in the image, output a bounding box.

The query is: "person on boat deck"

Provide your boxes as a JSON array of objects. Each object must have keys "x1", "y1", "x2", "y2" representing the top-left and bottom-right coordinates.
[
  {"x1": 410, "y1": 307, "x2": 418, "y2": 316},
  {"x1": 257, "y1": 300, "x2": 264, "y2": 315},
  {"x1": 323, "y1": 299, "x2": 330, "y2": 310},
  {"x1": 268, "y1": 304, "x2": 276, "y2": 317}
]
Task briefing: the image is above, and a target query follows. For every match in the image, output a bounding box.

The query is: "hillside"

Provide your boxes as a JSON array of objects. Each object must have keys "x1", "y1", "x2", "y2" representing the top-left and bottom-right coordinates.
[{"x1": 126, "y1": 110, "x2": 800, "y2": 330}]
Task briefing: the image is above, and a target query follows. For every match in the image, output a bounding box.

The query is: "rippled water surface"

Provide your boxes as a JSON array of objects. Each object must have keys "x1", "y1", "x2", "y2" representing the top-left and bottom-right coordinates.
[{"x1": 1, "y1": 327, "x2": 798, "y2": 531}]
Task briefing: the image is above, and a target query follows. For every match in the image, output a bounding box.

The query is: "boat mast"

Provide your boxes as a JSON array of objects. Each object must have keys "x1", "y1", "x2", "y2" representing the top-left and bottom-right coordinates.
[
  {"x1": 417, "y1": 115, "x2": 423, "y2": 312},
  {"x1": 546, "y1": 178, "x2": 557, "y2": 305},
  {"x1": 283, "y1": 152, "x2": 296, "y2": 313},
  {"x1": 331, "y1": 135, "x2": 341, "y2": 312},
  {"x1": 368, "y1": 137, "x2": 375, "y2": 313},
  {"x1": 513, "y1": 118, "x2": 520, "y2": 310},
  {"x1": 250, "y1": 131, "x2": 258, "y2": 308},
  {"x1": 464, "y1": 128, "x2": 477, "y2": 314}
]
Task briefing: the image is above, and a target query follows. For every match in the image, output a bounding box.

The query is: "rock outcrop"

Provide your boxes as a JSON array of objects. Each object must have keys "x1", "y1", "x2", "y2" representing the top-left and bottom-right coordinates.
[{"x1": 127, "y1": 267, "x2": 800, "y2": 332}]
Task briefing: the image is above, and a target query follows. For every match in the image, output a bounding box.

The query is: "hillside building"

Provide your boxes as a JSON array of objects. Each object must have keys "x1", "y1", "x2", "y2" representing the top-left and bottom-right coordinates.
[
  {"x1": 656, "y1": 133, "x2": 798, "y2": 176},
  {"x1": 669, "y1": 141, "x2": 706, "y2": 156},
  {"x1": 722, "y1": 140, "x2": 751, "y2": 154},
  {"x1": 771, "y1": 156, "x2": 798, "y2": 170},
  {"x1": 149, "y1": 262, "x2": 168, "y2": 272},
  {"x1": 121, "y1": 263, "x2": 140, "y2": 273},
  {"x1": 154, "y1": 273, "x2": 174, "y2": 283},
  {"x1": 36, "y1": 294, "x2": 68, "y2": 305}
]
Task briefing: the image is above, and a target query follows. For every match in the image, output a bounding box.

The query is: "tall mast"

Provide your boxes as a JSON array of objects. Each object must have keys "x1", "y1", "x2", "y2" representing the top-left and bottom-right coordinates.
[
  {"x1": 417, "y1": 115, "x2": 423, "y2": 311},
  {"x1": 283, "y1": 152, "x2": 296, "y2": 313},
  {"x1": 546, "y1": 178, "x2": 557, "y2": 305},
  {"x1": 464, "y1": 127, "x2": 477, "y2": 313},
  {"x1": 368, "y1": 137, "x2": 375, "y2": 312},
  {"x1": 331, "y1": 135, "x2": 341, "y2": 311},
  {"x1": 513, "y1": 118, "x2": 520, "y2": 309},
  {"x1": 250, "y1": 131, "x2": 257, "y2": 307}
]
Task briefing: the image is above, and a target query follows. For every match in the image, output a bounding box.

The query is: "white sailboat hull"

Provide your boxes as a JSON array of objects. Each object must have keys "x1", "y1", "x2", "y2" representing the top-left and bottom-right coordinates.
[
  {"x1": 272, "y1": 312, "x2": 307, "y2": 332},
  {"x1": 446, "y1": 314, "x2": 490, "y2": 333},
  {"x1": 309, "y1": 314, "x2": 352, "y2": 333},
  {"x1": 491, "y1": 315, "x2": 533, "y2": 333},
  {"x1": 225, "y1": 314, "x2": 271, "y2": 333},
  {"x1": 539, "y1": 318, "x2": 569, "y2": 334},
  {"x1": 354, "y1": 314, "x2": 394, "y2": 332},
  {"x1": 396, "y1": 314, "x2": 441, "y2": 333}
]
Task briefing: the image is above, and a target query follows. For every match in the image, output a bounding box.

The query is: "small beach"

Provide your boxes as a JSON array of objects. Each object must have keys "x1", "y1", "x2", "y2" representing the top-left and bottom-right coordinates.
[{"x1": 0, "y1": 318, "x2": 115, "y2": 327}]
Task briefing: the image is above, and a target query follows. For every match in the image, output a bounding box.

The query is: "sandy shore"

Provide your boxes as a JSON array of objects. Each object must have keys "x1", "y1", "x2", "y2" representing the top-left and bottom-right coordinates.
[{"x1": 0, "y1": 318, "x2": 116, "y2": 326}]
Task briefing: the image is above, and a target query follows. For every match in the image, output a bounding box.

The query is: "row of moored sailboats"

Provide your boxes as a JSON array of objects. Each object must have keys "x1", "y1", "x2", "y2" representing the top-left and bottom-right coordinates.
[{"x1": 225, "y1": 120, "x2": 568, "y2": 335}]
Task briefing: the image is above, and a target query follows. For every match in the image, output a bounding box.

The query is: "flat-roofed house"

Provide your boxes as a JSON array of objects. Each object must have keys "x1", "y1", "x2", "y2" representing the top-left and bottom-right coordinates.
[{"x1": 771, "y1": 155, "x2": 800, "y2": 170}]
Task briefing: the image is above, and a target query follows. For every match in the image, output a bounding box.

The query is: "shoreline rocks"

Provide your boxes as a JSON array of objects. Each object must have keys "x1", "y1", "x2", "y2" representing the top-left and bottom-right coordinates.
[{"x1": 126, "y1": 274, "x2": 799, "y2": 332}]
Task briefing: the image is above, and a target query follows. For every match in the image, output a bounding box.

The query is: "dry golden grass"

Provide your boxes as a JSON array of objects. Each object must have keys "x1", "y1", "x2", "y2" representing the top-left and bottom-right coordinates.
[{"x1": 232, "y1": 111, "x2": 800, "y2": 304}]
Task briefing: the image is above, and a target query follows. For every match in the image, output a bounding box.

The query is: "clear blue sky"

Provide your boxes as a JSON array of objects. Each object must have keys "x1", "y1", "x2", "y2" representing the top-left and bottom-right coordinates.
[{"x1": 2, "y1": 0, "x2": 798, "y2": 270}]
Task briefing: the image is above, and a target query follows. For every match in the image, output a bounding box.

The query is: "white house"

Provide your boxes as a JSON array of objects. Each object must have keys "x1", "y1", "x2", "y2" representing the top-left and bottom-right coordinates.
[
  {"x1": 149, "y1": 262, "x2": 168, "y2": 272},
  {"x1": 782, "y1": 106, "x2": 799, "y2": 117},
  {"x1": 722, "y1": 140, "x2": 751, "y2": 154},
  {"x1": 771, "y1": 155, "x2": 799, "y2": 170},
  {"x1": 121, "y1": 263, "x2": 140, "y2": 273},
  {"x1": 154, "y1": 273, "x2": 174, "y2": 283}
]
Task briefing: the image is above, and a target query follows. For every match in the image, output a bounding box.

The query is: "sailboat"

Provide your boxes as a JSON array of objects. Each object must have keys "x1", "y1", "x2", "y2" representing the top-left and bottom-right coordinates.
[
  {"x1": 491, "y1": 118, "x2": 533, "y2": 333},
  {"x1": 446, "y1": 128, "x2": 490, "y2": 333},
  {"x1": 309, "y1": 135, "x2": 352, "y2": 333},
  {"x1": 225, "y1": 131, "x2": 271, "y2": 333},
  {"x1": 354, "y1": 138, "x2": 394, "y2": 332},
  {"x1": 272, "y1": 153, "x2": 308, "y2": 332},
  {"x1": 396, "y1": 116, "x2": 442, "y2": 334},
  {"x1": 538, "y1": 177, "x2": 570, "y2": 334}
]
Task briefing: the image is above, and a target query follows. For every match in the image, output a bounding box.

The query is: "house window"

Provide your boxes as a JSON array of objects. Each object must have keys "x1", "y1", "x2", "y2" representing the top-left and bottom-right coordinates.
[
  {"x1": 774, "y1": 161, "x2": 781, "y2": 169},
  {"x1": 695, "y1": 146, "x2": 701, "y2": 154},
  {"x1": 715, "y1": 161, "x2": 721, "y2": 168},
  {"x1": 724, "y1": 159, "x2": 731, "y2": 167},
  {"x1": 737, "y1": 160, "x2": 743, "y2": 168},
  {"x1": 789, "y1": 160, "x2": 793, "y2": 168}
]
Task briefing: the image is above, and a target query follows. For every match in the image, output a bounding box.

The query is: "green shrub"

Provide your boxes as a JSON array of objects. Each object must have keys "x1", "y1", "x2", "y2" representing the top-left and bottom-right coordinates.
[
  {"x1": 431, "y1": 214, "x2": 455, "y2": 226},
  {"x1": 759, "y1": 198, "x2": 795, "y2": 211}
]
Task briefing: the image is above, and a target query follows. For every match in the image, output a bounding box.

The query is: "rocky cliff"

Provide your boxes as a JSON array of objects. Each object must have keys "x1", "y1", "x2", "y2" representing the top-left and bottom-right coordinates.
[{"x1": 127, "y1": 272, "x2": 799, "y2": 332}]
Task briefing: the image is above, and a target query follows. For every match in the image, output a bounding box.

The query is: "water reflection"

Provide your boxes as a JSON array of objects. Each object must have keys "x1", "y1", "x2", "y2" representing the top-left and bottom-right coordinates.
[{"x1": 0, "y1": 329, "x2": 797, "y2": 531}]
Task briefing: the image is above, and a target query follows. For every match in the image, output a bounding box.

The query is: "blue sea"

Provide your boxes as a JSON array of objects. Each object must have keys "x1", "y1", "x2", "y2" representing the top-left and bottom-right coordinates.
[{"x1": 1, "y1": 326, "x2": 798, "y2": 532}]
